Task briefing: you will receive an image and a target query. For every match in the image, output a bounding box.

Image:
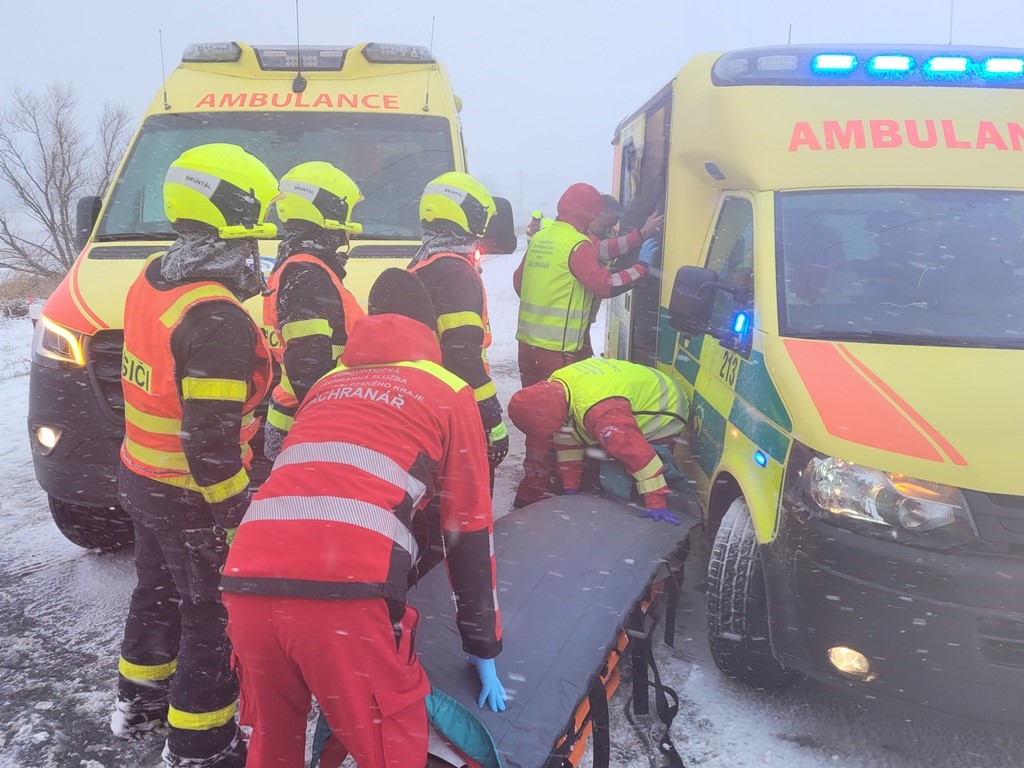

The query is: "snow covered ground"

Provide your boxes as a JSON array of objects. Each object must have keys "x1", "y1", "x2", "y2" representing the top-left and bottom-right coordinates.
[{"x1": 0, "y1": 253, "x2": 1022, "y2": 767}]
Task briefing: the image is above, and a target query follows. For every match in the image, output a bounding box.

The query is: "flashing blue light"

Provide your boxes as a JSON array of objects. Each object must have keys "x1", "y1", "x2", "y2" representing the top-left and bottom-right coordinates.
[
  {"x1": 754, "y1": 450, "x2": 768, "y2": 468},
  {"x1": 812, "y1": 53, "x2": 857, "y2": 72},
  {"x1": 984, "y1": 57, "x2": 1024, "y2": 75},
  {"x1": 731, "y1": 311, "x2": 750, "y2": 335},
  {"x1": 925, "y1": 56, "x2": 969, "y2": 74},
  {"x1": 868, "y1": 54, "x2": 913, "y2": 73}
]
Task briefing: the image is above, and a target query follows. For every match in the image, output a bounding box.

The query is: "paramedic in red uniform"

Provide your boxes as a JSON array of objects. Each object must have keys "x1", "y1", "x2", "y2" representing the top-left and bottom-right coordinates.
[
  {"x1": 112, "y1": 143, "x2": 277, "y2": 767},
  {"x1": 222, "y1": 268, "x2": 506, "y2": 768},
  {"x1": 512, "y1": 183, "x2": 659, "y2": 387}
]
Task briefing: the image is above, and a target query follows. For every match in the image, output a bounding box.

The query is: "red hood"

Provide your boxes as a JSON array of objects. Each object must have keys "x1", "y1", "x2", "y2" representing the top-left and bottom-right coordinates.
[
  {"x1": 556, "y1": 183, "x2": 603, "y2": 232},
  {"x1": 342, "y1": 314, "x2": 442, "y2": 367}
]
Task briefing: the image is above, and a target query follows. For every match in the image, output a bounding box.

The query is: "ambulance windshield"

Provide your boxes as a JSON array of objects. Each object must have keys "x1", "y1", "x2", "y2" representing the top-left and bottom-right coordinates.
[
  {"x1": 777, "y1": 189, "x2": 1024, "y2": 348},
  {"x1": 96, "y1": 111, "x2": 454, "y2": 242}
]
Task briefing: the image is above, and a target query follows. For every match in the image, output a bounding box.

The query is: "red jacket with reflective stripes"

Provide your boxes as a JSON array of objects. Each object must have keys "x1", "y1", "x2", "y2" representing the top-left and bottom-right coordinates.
[{"x1": 223, "y1": 313, "x2": 502, "y2": 658}]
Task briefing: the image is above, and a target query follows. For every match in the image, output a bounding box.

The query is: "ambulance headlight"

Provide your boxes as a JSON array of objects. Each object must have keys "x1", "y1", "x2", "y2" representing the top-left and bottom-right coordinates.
[
  {"x1": 784, "y1": 444, "x2": 977, "y2": 549},
  {"x1": 33, "y1": 317, "x2": 85, "y2": 369}
]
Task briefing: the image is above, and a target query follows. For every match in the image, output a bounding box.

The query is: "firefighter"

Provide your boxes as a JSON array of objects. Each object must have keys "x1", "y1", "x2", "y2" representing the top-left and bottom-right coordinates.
[
  {"x1": 111, "y1": 143, "x2": 277, "y2": 767},
  {"x1": 507, "y1": 358, "x2": 688, "y2": 519},
  {"x1": 512, "y1": 182, "x2": 655, "y2": 388},
  {"x1": 408, "y1": 171, "x2": 509, "y2": 491},
  {"x1": 263, "y1": 161, "x2": 366, "y2": 460},
  {"x1": 222, "y1": 268, "x2": 505, "y2": 768}
]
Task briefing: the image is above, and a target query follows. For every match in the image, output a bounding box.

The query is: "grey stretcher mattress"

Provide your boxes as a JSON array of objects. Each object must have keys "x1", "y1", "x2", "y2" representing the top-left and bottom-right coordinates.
[{"x1": 408, "y1": 495, "x2": 697, "y2": 768}]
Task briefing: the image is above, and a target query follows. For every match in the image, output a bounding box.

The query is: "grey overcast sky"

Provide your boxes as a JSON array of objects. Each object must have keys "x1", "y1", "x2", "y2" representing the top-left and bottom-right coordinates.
[{"x1": 4, "y1": 0, "x2": 1024, "y2": 216}]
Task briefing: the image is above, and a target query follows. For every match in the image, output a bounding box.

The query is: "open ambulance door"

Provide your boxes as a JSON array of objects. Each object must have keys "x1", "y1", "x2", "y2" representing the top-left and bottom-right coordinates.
[{"x1": 606, "y1": 86, "x2": 672, "y2": 365}]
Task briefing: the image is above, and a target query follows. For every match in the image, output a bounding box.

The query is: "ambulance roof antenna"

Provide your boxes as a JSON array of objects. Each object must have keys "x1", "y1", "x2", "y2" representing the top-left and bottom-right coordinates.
[
  {"x1": 158, "y1": 29, "x2": 171, "y2": 110},
  {"x1": 948, "y1": 0, "x2": 955, "y2": 45},
  {"x1": 292, "y1": 0, "x2": 307, "y2": 94},
  {"x1": 787, "y1": 24, "x2": 793, "y2": 45},
  {"x1": 423, "y1": 16, "x2": 436, "y2": 113}
]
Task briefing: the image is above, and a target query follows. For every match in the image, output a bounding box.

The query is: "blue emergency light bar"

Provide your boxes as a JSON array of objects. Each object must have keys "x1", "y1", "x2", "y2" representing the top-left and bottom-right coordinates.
[{"x1": 713, "y1": 45, "x2": 1024, "y2": 88}]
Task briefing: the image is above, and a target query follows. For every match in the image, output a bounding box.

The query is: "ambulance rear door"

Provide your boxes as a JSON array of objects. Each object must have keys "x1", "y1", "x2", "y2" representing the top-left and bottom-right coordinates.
[{"x1": 607, "y1": 85, "x2": 672, "y2": 363}]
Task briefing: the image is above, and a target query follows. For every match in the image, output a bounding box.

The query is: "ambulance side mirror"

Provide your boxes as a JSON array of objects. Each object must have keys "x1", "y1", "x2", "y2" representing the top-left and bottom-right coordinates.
[
  {"x1": 480, "y1": 197, "x2": 517, "y2": 255},
  {"x1": 75, "y1": 196, "x2": 102, "y2": 252},
  {"x1": 668, "y1": 266, "x2": 718, "y2": 334}
]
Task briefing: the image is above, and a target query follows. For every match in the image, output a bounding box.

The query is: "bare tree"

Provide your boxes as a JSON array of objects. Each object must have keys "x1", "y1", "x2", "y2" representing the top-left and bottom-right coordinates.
[{"x1": 0, "y1": 83, "x2": 131, "y2": 278}]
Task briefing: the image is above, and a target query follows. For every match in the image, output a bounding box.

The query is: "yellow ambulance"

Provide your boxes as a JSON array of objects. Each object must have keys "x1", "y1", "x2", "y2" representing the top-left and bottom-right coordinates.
[
  {"x1": 28, "y1": 41, "x2": 514, "y2": 550},
  {"x1": 606, "y1": 45, "x2": 1024, "y2": 726}
]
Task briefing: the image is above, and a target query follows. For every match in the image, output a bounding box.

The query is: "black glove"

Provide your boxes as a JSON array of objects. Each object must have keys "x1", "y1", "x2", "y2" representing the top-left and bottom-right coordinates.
[
  {"x1": 487, "y1": 423, "x2": 509, "y2": 469},
  {"x1": 208, "y1": 489, "x2": 252, "y2": 530}
]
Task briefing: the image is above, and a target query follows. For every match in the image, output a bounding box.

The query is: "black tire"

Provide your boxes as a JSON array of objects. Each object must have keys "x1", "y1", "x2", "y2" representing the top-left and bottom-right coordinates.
[
  {"x1": 706, "y1": 497, "x2": 795, "y2": 688},
  {"x1": 47, "y1": 496, "x2": 134, "y2": 552}
]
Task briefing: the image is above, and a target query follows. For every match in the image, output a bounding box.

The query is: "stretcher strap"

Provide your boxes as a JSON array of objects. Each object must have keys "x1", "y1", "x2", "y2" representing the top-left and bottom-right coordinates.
[{"x1": 588, "y1": 678, "x2": 611, "y2": 768}]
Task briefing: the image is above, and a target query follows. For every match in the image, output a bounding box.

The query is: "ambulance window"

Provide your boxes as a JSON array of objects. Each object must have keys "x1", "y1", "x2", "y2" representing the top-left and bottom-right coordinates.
[
  {"x1": 705, "y1": 197, "x2": 754, "y2": 330},
  {"x1": 777, "y1": 189, "x2": 1024, "y2": 348},
  {"x1": 95, "y1": 112, "x2": 455, "y2": 244}
]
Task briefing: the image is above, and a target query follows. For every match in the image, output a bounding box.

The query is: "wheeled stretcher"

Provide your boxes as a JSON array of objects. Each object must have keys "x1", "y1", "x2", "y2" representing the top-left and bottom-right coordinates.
[{"x1": 407, "y1": 495, "x2": 696, "y2": 768}]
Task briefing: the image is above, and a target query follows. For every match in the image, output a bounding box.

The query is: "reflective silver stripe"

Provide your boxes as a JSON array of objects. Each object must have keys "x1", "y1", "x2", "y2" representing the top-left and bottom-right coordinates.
[
  {"x1": 273, "y1": 441, "x2": 426, "y2": 506},
  {"x1": 279, "y1": 179, "x2": 321, "y2": 203},
  {"x1": 241, "y1": 496, "x2": 418, "y2": 558},
  {"x1": 422, "y1": 181, "x2": 468, "y2": 204},
  {"x1": 610, "y1": 272, "x2": 625, "y2": 288},
  {"x1": 164, "y1": 166, "x2": 219, "y2": 200},
  {"x1": 516, "y1": 319, "x2": 587, "y2": 347},
  {"x1": 518, "y1": 300, "x2": 587, "y2": 321}
]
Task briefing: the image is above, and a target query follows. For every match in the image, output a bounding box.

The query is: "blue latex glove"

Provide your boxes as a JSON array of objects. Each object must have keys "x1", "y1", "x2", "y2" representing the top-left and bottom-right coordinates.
[
  {"x1": 638, "y1": 238, "x2": 660, "y2": 267},
  {"x1": 562, "y1": 488, "x2": 579, "y2": 495},
  {"x1": 467, "y1": 655, "x2": 507, "y2": 712},
  {"x1": 641, "y1": 507, "x2": 681, "y2": 526}
]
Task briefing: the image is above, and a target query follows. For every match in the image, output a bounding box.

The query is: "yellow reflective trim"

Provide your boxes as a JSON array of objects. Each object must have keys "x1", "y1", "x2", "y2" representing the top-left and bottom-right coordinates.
[
  {"x1": 167, "y1": 701, "x2": 238, "y2": 731},
  {"x1": 281, "y1": 318, "x2": 332, "y2": 343},
  {"x1": 278, "y1": 371, "x2": 296, "y2": 396},
  {"x1": 266, "y1": 407, "x2": 294, "y2": 431},
  {"x1": 119, "y1": 656, "x2": 177, "y2": 681},
  {"x1": 123, "y1": 438, "x2": 247, "y2": 477},
  {"x1": 124, "y1": 437, "x2": 191, "y2": 473},
  {"x1": 636, "y1": 474, "x2": 668, "y2": 494},
  {"x1": 124, "y1": 403, "x2": 180, "y2": 436},
  {"x1": 556, "y1": 449, "x2": 586, "y2": 462},
  {"x1": 437, "y1": 311, "x2": 484, "y2": 336},
  {"x1": 330, "y1": 359, "x2": 468, "y2": 393},
  {"x1": 199, "y1": 467, "x2": 250, "y2": 504},
  {"x1": 633, "y1": 455, "x2": 664, "y2": 482},
  {"x1": 473, "y1": 381, "x2": 497, "y2": 402},
  {"x1": 181, "y1": 377, "x2": 247, "y2": 403},
  {"x1": 125, "y1": 406, "x2": 256, "y2": 439},
  {"x1": 159, "y1": 285, "x2": 234, "y2": 327}
]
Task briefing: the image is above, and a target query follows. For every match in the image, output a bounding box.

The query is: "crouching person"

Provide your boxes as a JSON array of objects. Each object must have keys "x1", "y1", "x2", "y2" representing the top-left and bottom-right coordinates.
[
  {"x1": 508, "y1": 358, "x2": 689, "y2": 525},
  {"x1": 221, "y1": 268, "x2": 506, "y2": 768}
]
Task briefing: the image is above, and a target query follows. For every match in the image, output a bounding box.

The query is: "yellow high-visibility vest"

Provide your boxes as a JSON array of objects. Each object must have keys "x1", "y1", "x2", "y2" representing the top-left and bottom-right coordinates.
[
  {"x1": 550, "y1": 358, "x2": 687, "y2": 445},
  {"x1": 516, "y1": 221, "x2": 594, "y2": 352}
]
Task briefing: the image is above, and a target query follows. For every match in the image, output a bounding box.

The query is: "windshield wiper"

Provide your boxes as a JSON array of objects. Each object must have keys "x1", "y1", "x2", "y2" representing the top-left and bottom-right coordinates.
[
  {"x1": 786, "y1": 330, "x2": 1022, "y2": 349},
  {"x1": 93, "y1": 232, "x2": 176, "y2": 242}
]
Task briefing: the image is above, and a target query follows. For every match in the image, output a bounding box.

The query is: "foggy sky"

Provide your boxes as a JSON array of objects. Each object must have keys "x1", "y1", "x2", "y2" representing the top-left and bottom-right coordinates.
[{"x1": 5, "y1": 0, "x2": 1024, "y2": 218}]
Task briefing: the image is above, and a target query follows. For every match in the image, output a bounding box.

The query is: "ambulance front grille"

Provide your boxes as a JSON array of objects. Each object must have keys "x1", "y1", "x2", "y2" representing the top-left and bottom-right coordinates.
[{"x1": 88, "y1": 331, "x2": 125, "y2": 420}]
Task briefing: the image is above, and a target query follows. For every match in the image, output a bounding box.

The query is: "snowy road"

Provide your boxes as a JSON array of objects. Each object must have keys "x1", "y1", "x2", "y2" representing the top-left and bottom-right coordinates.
[{"x1": 1, "y1": 251, "x2": 1022, "y2": 767}]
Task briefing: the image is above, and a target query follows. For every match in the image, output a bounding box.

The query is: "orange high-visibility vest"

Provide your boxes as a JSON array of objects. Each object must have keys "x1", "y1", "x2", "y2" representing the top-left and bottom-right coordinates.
[
  {"x1": 263, "y1": 253, "x2": 365, "y2": 432},
  {"x1": 121, "y1": 257, "x2": 272, "y2": 501}
]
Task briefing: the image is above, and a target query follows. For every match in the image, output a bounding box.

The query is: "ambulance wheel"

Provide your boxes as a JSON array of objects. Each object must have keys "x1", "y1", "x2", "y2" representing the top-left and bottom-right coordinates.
[
  {"x1": 706, "y1": 497, "x2": 794, "y2": 688},
  {"x1": 48, "y1": 496, "x2": 134, "y2": 552}
]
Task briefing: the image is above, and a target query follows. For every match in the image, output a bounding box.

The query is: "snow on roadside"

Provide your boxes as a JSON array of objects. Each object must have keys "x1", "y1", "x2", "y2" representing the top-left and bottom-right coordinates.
[{"x1": 0, "y1": 318, "x2": 34, "y2": 381}]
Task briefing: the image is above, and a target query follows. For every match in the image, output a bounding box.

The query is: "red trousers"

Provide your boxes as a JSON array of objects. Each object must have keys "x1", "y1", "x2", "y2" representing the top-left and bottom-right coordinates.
[
  {"x1": 223, "y1": 594, "x2": 431, "y2": 768},
  {"x1": 517, "y1": 342, "x2": 590, "y2": 388}
]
